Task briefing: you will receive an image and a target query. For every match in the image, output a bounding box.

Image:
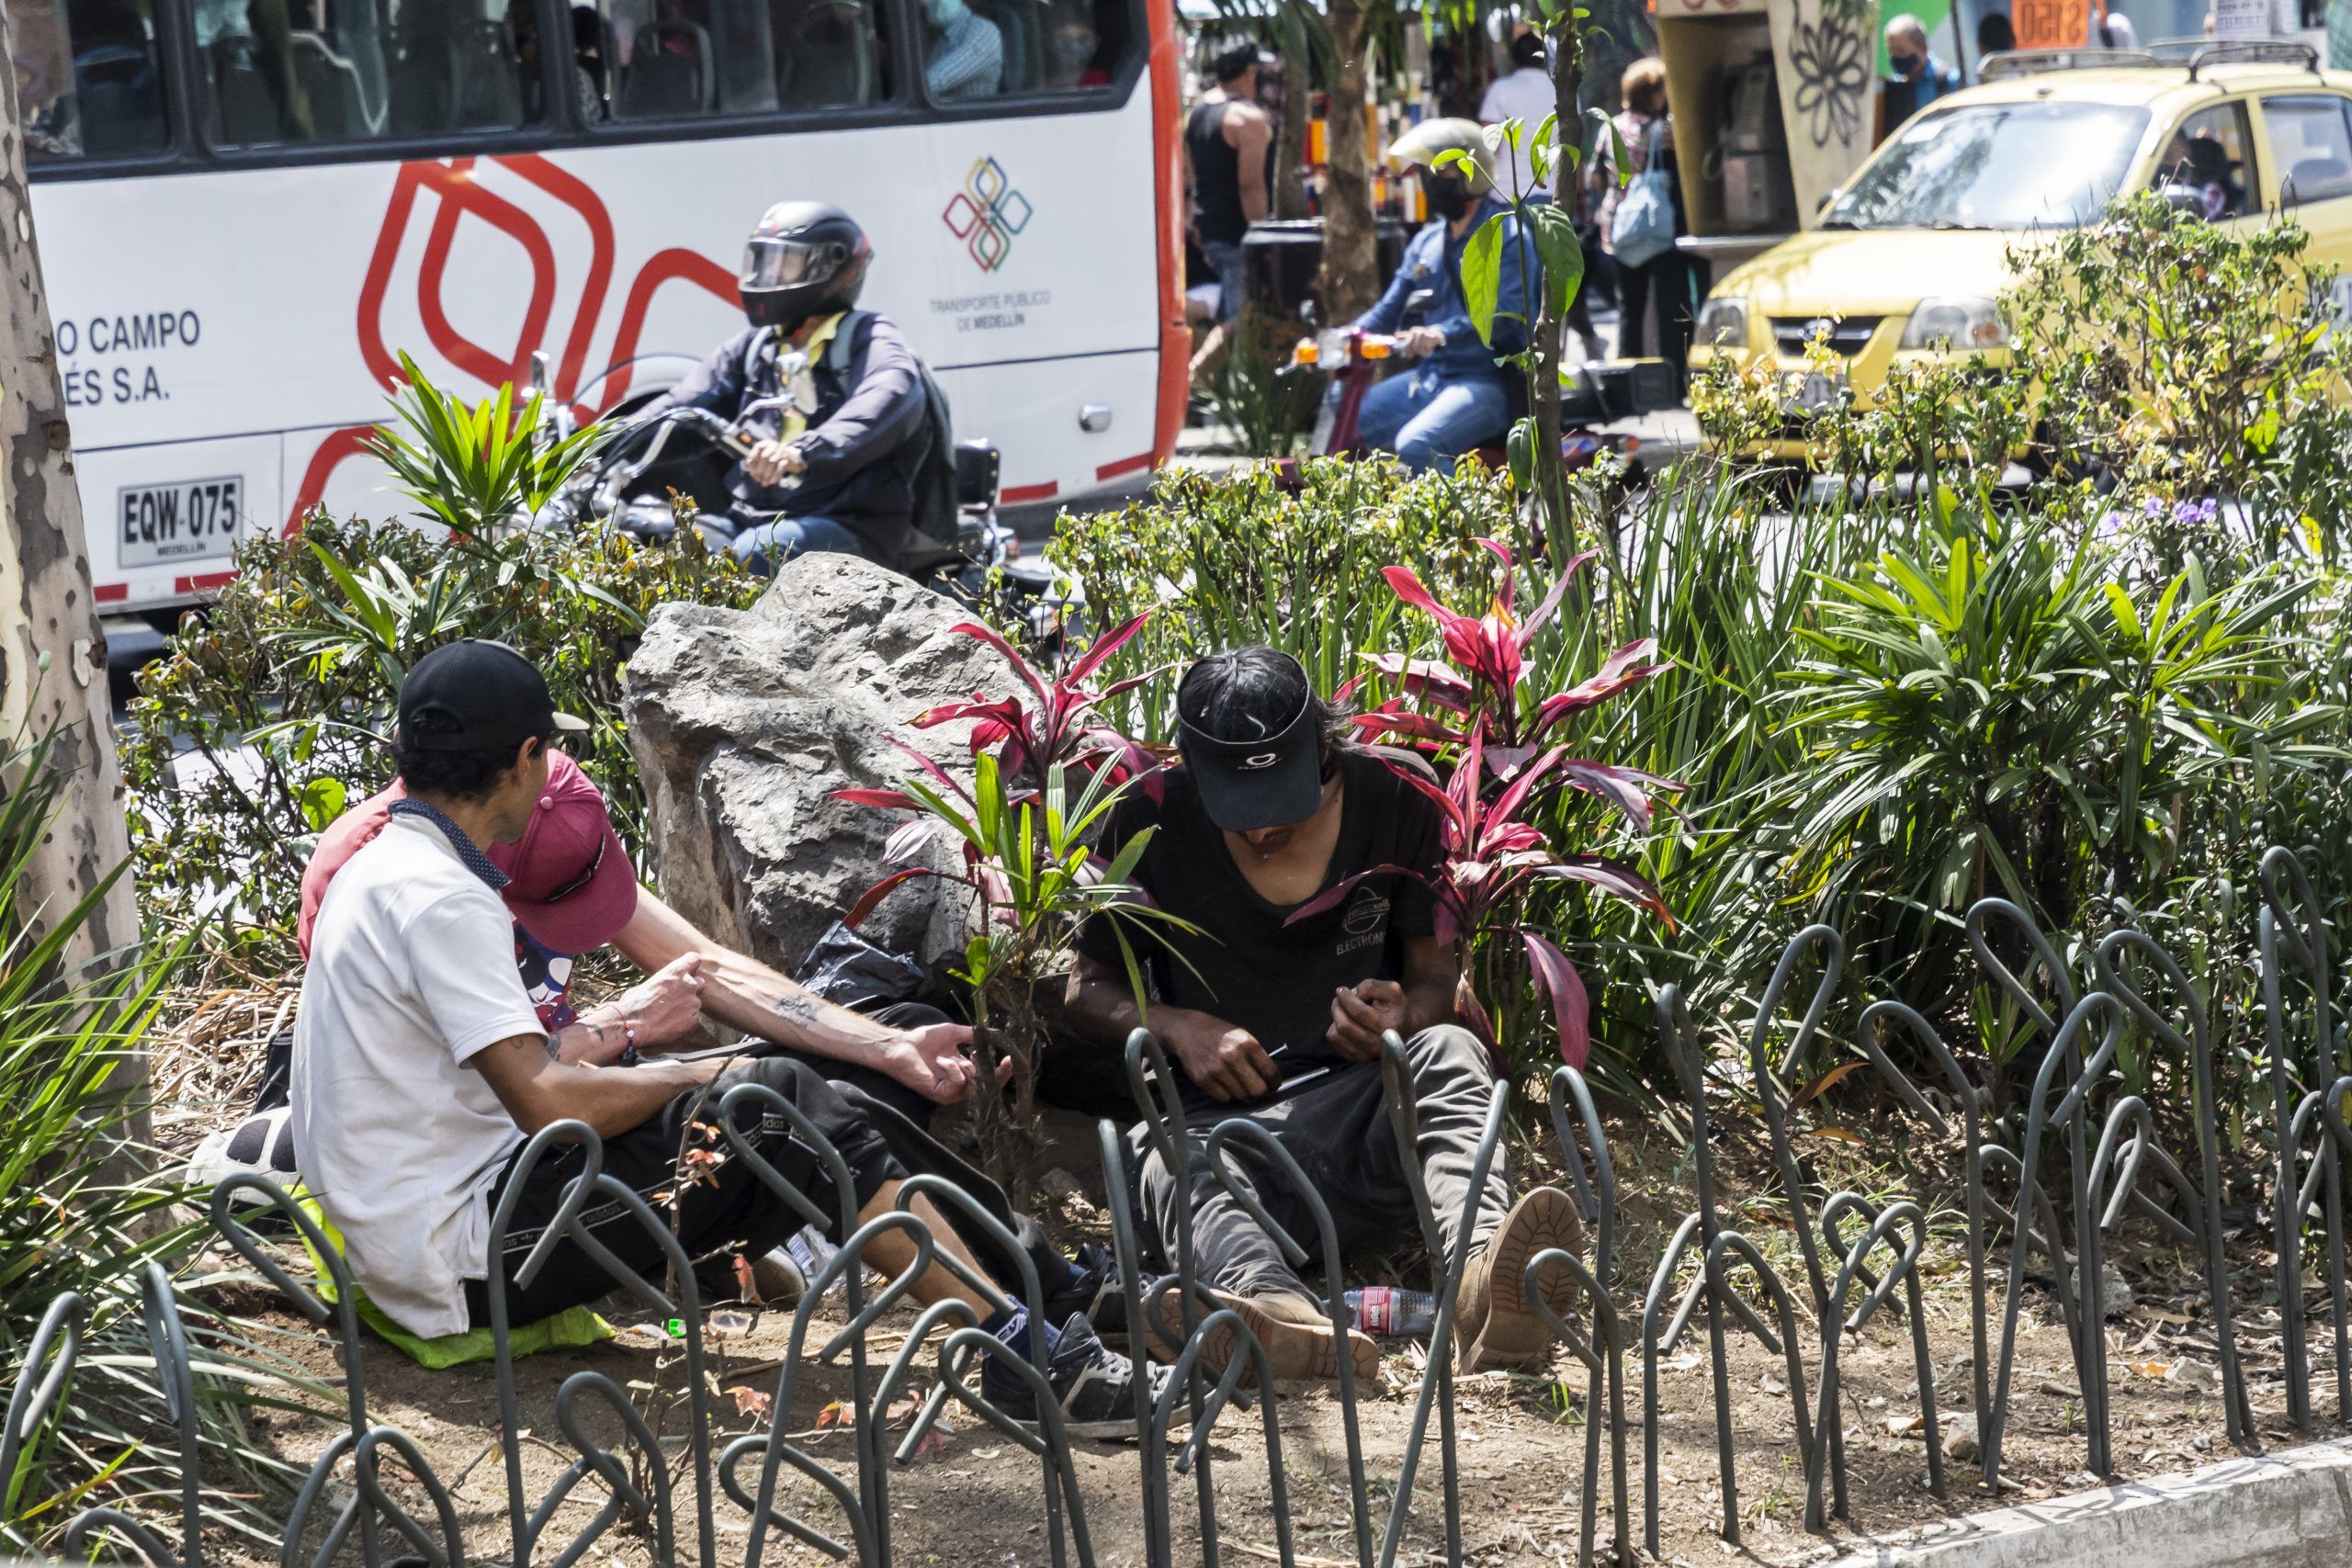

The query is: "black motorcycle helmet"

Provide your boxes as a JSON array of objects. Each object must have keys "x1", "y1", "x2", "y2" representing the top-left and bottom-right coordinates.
[{"x1": 740, "y1": 201, "x2": 872, "y2": 332}]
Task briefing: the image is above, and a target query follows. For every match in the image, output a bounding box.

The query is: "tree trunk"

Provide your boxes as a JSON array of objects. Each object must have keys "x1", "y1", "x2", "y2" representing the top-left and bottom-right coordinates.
[
  {"x1": 1533, "y1": 13, "x2": 1588, "y2": 546},
  {"x1": 1273, "y1": 79, "x2": 1311, "y2": 221},
  {"x1": 1316, "y1": 0, "x2": 1380, "y2": 322},
  {"x1": 0, "y1": 25, "x2": 141, "y2": 977}
]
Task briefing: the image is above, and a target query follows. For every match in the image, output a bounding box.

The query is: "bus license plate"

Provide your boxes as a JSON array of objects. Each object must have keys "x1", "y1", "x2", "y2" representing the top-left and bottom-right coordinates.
[{"x1": 118, "y1": 478, "x2": 243, "y2": 569}]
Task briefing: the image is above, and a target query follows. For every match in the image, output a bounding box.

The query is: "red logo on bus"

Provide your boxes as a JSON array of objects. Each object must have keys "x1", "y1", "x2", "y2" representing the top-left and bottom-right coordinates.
[{"x1": 288, "y1": 154, "x2": 736, "y2": 530}]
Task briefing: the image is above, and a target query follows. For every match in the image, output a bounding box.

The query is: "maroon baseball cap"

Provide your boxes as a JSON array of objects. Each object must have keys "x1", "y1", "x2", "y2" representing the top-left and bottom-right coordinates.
[
  {"x1": 296, "y1": 750, "x2": 638, "y2": 957},
  {"x1": 496, "y1": 755, "x2": 639, "y2": 953}
]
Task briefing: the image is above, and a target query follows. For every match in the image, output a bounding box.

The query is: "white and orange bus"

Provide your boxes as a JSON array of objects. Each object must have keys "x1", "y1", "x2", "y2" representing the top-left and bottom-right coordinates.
[{"x1": 17, "y1": 0, "x2": 1185, "y2": 613}]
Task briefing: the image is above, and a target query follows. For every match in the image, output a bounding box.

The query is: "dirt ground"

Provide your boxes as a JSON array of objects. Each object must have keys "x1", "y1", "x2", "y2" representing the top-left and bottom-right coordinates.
[{"x1": 151, "y1": 986, "x2": 2343, "y2": 1567}]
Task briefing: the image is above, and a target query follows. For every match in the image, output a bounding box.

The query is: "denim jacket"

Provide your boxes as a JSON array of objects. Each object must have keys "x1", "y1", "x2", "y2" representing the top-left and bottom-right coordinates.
[{"x1": 1351, "y1": 197, "x2": 1537, "y2": 382}]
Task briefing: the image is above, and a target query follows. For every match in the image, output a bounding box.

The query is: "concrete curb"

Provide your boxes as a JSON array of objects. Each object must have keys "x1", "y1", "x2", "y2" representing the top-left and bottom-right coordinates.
[{"x1": 1825, "y1": 1437, "x2": 2352, "y2": 1567}]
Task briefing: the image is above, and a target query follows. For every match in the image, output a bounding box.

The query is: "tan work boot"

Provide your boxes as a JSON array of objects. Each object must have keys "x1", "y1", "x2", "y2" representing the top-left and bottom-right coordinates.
[
  {"x1": 1454, "y1": 1187, "x2": 1585, "y2": 1373},
  {"x1": 1141, "y1": 1283, "x2": 1379, "y2": 1383}
]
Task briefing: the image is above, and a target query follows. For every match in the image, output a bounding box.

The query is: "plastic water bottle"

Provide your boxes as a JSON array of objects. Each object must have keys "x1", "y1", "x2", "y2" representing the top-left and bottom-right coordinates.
[
  {"x1": 786, "y1": 1224, "x2": 842, "y2": 1296},
  {"x1": 1344, "y1": 1286, "x2": 1439, "y2": 1337}
]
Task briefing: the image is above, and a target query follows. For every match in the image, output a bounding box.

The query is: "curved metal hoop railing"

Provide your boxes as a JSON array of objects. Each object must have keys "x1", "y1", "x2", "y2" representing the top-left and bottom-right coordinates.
[{"x1": 15, "y1": 848, "x2": 2352, "y2": 1568}]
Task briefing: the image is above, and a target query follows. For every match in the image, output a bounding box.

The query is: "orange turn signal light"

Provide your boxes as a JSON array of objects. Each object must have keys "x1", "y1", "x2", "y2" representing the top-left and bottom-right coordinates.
[
  {"x1": 1293, "y1": 342, "x2": 1320, "y2": 366},
  {"x1": 1360, "y1": 339, "x2": 1392, "y2": 360}
]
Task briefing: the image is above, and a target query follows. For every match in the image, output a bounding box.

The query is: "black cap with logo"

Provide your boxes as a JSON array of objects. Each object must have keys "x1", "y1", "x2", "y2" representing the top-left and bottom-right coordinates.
[
  {"x1": 398, "y1": 639, "x2": 589, "y2": 753},
  {"x1": 1175, "y1": 649, "x2": 1325, "y2": 832}
]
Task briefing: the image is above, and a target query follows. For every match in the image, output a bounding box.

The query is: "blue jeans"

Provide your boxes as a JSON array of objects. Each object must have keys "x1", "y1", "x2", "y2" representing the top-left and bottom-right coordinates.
[
  {"x1": 1354, "y1": 368, "x2": 1513, "y2": 476},
  {"x1": 729, "y1": 513, "x2": 876, "y2": 576},
  {"x1": 1204, "y1": 238, "x2": 1249, "y2": 323}
]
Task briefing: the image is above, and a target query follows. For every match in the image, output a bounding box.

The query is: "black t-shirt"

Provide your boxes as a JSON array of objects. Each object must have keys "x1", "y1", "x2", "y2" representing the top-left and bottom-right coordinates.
[{"x1": 1076, "y1": 749, "x2": 1444, "y2": 1100}]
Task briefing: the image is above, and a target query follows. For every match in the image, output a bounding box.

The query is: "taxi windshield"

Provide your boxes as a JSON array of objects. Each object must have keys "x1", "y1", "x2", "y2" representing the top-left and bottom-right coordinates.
[{"x1": 1825, "y1": 101, "x2": 2151, "y2": 230}]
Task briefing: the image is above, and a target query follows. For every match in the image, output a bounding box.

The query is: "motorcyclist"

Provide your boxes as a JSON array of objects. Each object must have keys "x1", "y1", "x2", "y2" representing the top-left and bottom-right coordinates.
[
  {"x1": 1351, "y1": 118, "x2": 1538, "y2": 476},
  {"x1": 640, "y1": 201, "x2": 933, "y2": 574}
]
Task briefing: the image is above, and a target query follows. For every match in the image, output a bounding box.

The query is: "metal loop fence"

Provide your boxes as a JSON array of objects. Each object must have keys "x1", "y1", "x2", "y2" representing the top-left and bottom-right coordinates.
[{"x1": 20, "y1": 850, "x2": 2352, "y2": 1568}]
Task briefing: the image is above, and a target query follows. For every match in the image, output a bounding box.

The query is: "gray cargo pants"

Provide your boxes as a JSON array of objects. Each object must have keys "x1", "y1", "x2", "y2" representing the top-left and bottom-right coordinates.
[{"x1": 1132, "y1": 1023, "x2": 1510, "y2": 1301}]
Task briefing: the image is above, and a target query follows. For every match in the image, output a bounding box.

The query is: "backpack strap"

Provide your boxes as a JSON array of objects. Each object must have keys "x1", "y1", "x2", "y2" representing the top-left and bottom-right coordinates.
[{"x1": 826, "y1": 310, "x2": 873, "y2": 374}]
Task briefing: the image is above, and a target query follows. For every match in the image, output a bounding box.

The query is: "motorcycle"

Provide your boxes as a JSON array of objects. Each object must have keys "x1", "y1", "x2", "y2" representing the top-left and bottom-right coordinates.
[
  {"x1": 526, "y1": 350, "x2": 1052, "y2": 604},
  {"x1": 1283, "y1": 293, "x2": 1680, "y2": 482}
]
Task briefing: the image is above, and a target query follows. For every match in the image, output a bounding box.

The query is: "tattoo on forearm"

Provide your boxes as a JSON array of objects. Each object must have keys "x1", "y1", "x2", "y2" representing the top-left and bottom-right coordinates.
[
  {"x1": 557, "y1": 1015, "x2": 617, "y2": 1062},
  {"x1": 763, "y1": 991, "x2": 821, "y2": 1026}
]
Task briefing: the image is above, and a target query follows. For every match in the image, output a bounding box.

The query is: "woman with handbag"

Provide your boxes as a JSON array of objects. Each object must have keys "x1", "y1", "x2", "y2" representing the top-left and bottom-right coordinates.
[{"x1": 1594, "y1": 57, "x2": 1696, "y2": 384}]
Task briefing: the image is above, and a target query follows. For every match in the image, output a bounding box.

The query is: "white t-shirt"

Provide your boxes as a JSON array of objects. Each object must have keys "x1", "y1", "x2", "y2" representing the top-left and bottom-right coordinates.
[
  {"x1": 292, "y1": 813, "x2": 547, "y2": 1338},
  {"x1": 1480, "y1": 66, "x2": 1559, "y2": 199}
]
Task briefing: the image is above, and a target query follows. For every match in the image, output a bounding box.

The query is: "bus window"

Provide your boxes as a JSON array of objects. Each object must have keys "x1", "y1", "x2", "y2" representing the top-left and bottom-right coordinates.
[
  {"x1": 17, "y1": 0, "x2": 172, "y2": 162},
  {"x1": 591, "y1": 0, "x2": 887, "y2": 119},
  {"x1": 198, "y1": 0, "x2": 536, "y2": 147},
  {"x1": 918, "y1": 0, "x2": 1129, "y2": 101},
  {"x1": 1035, "y1": 0, "x2": 1128, "y2": 89}
]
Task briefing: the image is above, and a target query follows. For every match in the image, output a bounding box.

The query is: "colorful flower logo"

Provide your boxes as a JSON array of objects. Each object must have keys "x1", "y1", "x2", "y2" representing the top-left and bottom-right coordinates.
[{"x1": 940, "y1": 156, "x2": 1033, "y2": 272}]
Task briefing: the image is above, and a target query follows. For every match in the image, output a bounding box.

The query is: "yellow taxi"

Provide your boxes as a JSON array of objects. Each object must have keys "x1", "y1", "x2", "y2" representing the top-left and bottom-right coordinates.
[{"x1": 1687, "y1": 41, "x2": 2352, "y2": 456}]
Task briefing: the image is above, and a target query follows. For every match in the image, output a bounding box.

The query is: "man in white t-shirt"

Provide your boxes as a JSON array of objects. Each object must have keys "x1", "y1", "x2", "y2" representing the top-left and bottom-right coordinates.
[
  {"x1": 294, "y1": 639, "x2": 1159, "y2": 1432},
  {"x1": 1479, "y1": 31, "x2": 1557, "y2": 200}
]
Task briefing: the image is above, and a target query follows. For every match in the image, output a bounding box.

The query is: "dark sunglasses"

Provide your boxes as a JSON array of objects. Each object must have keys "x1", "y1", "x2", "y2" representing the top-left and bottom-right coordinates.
[{"x1": 540, "y1": 831, "x2": 605, "y2": 905}]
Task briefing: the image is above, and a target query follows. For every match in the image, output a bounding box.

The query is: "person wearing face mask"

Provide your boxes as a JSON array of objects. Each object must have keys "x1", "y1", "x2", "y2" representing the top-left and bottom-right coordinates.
[
  {"x1": 1344, "y1": 118, "x2": 1539, "y2": 475},
  {"x1": 922, "y1": 0, "x2": 1002, "y2": 100},
  {"x1": 1060, "y1": 648, "x2": 1584, "y2": 1382},
  {"x1": 1877, "y1": 15, "x2": 1962, "y2": 142}
]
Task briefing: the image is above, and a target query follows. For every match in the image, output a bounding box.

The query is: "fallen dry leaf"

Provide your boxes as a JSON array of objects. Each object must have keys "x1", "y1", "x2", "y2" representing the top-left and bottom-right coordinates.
[{"x1": 729, "y1": 1385, "x2": 772, "y2": 1419}]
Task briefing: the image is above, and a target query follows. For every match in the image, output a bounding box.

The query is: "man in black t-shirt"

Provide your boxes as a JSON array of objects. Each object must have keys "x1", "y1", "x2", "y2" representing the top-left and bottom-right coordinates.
[{"x1": 1066, "y1": 649, "x2": 1581, "y2": 1382}]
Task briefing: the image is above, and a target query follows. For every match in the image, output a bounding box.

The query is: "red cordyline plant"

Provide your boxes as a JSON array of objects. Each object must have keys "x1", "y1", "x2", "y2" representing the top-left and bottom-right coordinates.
[
  {"x1": 1351, "y1": 538, "x2": 1669, "y2": 780},
  {"x1": 831, "y1": 612, "x2": 1177, "y2": 1194},
  {"x1": 900, "y1": 613, "x2": 1161, "y2": 793},
  {"x1": 1307, "y1": 540, "x2": 1681, "y2": 1068}
]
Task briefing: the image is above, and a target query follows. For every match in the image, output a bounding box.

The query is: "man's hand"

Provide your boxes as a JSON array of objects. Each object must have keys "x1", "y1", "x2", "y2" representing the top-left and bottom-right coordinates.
[
  {"x1": 1169, "y1": 1016, "x2": 1278, "y2": 1102},
  {"x1": 1396, "y1": 325, "x2": 1447, "y2": 358},
  {"x1": 746, "y1": 440, "x2": 807, "y2": 487},
  {"x1": 1328, "y1": 978, "x2": 1409, "y2": 1061},
  {"x1": 881, "y1": 1020, "x2": 983, "y2": 1104},
  {"x1": 612, "y1": 953, "x2": 706, "y2": 1046}
]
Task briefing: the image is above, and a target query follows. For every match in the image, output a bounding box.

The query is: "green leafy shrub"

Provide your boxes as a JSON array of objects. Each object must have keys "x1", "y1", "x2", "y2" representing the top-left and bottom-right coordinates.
[
  {"x1": 368, "y1": 350, "x2": 607, "y2": 535},
  {"x1": 1045, "y1": 456, "x2": 1515, "y2": 739},
  {"x1": 1773, "y1": 499, "x2": 2324, "y2": 1001},
  {"x1": 1033, "y1": 419, "x2": 2352, "y2": 1111},
  {"x1": 0, "y1": 727, "x2": 311, "y2": 1552},
  {"x1": 122, "y1": 517, "x2": 763, "y2": 956},
  {"x1": 2006, "y1": 191, "x2": 2352, "y2": 552}
]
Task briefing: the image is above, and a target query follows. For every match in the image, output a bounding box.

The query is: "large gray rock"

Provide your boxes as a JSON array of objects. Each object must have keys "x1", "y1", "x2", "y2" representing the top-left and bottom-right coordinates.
[{"x1": 623, "y1": 553, "x2": 996, "y2": 976}]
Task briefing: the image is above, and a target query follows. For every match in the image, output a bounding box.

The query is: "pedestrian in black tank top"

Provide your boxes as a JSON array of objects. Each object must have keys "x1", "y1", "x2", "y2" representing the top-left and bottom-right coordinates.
[{"x1": 1185, "y1": 41, "x2": 1272, "y2": 323}]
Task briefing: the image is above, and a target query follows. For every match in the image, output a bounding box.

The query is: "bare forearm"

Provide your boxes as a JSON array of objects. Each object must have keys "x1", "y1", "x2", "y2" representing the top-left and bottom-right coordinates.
[
  {"x1": 562, "y1": 1059, "x2": 718, "y2": 1137},
  {"x1": 1065, "y1": 968, "x2": 1203, "y2": 1050},
  {"x1": 1402, "y1": 975, "x2": 1459, "y2": 1037},
  {"x1": 479, "y1": 1041, "x2": 721, "y2": 1139},
  {"x1": 554, "y1": 1003, "x2": 633, "y2": 1066},
  {"x1": 701, "y1": 954, "x2": 899, "y2": 1067},
  {"x1": 614, "y1": 893, "x2": 901, "y2": 1069}
]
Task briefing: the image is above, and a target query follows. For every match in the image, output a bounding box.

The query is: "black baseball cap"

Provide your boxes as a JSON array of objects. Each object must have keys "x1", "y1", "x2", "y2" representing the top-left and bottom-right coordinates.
[
  {"x1": 1176, "y1": 649, "x2": 1325, "y2": 832},
  {"x1": 397, "y1": 639, "x2": 588, "y2": 753}
]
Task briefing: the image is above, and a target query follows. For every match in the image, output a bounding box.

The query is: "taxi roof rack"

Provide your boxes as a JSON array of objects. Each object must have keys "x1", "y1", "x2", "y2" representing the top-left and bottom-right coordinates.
[
  {"x1": 1976, "y1": 38, "x2": 2321, "y2": 82},
  {"x1": 2145, "y1": 38, "x2": 2324, "y2": 78},
  {"x1": 1978, "y1": 46, "x2": 2159, "y2": 80}
]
